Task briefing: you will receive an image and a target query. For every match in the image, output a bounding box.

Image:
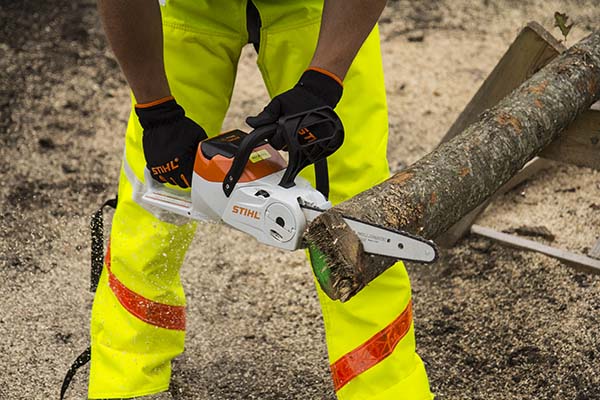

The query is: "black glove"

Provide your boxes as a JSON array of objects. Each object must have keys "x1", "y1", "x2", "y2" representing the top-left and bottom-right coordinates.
[
  {"x1": 246, "y1": 68, "x2": 343, "y2": 150},
  {"x1": 135, "y1": 97, "x2": 208, "y2": 188}
]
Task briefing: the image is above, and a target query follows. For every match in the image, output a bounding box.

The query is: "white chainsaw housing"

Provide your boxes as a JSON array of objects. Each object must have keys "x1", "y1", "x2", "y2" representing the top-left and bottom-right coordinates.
[{"x1": 139, "y1": 168, "x2": 331, "y2": 251}]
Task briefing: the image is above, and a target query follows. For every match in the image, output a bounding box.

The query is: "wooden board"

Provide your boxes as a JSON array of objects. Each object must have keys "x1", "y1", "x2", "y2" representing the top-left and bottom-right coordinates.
[
  {"x1": 471, "y1": 225, "x2": 600, "y2": 273},
  {"x1": 436, "y1": 22, "x2": 565, "y2": 246},
  {"x1": 540, "y1": 109, "x2": 600, "y2": 170}
]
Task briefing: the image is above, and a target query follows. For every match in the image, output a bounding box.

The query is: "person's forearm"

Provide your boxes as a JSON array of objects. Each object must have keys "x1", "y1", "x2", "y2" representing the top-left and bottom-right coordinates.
[
  {"x1": 311, "y1": 0, "x2": 387, "y2": 80},
  {"x1": 98, "y1": 0, "x2": 170, "y2": 103}
]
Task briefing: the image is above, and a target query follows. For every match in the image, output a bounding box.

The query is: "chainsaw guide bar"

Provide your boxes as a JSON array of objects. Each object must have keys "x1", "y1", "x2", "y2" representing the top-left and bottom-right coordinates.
[{"x1": 300, "y1": 204, "x2": 438, "y2": 263}]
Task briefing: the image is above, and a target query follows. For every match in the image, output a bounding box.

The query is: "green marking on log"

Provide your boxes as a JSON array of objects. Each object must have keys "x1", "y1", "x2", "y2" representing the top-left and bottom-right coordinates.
[{"x1": 308, "y1": 244, "x2": 335, "y2": 299}]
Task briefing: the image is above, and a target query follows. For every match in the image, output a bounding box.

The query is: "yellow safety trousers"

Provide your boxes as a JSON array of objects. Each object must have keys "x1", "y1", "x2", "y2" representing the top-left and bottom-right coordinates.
[{"x1": 89, "y1": 1, "x2": 432, "y2": 399}]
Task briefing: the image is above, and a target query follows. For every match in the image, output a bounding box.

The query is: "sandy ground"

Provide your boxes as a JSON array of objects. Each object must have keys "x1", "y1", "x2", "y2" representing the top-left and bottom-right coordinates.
[{"x1": 1, "y1": 1, "x2": 599, "y2": 399}]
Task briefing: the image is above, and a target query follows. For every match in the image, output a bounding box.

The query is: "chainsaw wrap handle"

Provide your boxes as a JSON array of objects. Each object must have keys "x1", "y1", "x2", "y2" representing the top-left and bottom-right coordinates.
[
  {"x1": 223, "y1": 106, "x2": 344, "y2": 197},
  {"x1": 223, "y1": 124, "x2": 278, "y2": 196},
  {"x1": 278, "y1": 106, "x2": 344, "y2": 192}
]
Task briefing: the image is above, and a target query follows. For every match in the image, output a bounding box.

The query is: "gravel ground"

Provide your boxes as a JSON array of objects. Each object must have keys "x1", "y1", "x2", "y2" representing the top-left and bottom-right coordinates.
[{"x1": 1, "y1": 1, "x2": 599, "y2": 399}]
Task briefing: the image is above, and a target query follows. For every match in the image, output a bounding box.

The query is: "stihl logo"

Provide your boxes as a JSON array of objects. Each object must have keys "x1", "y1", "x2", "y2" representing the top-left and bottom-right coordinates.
[
  {"x1": 222, "y1": 134, "x2": 240, "y2": 143},
  {"x1": 152, "y1": 158, "x2": 179, "y2": 175},
  {"x1": 232, "y1": 205, "x2": 260, "y2": 220},
  {"x1": 298, "y1": 127, "x2": 317, "y2": 143}
]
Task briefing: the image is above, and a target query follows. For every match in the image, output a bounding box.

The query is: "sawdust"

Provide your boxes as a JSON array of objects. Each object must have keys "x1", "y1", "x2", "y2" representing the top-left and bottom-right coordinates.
[{"x1": 1, "y1": 1, "x2": 600, "y2": 399}]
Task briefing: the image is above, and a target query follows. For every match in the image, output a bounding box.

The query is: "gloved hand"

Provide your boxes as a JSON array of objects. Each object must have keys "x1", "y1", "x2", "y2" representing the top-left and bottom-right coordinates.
[
  {"x1": 246, "y1": 68, "x2": 343, "y2": 150},
  {"x1": 135, "y1": 97, "x2": 208, "y2": 188}
]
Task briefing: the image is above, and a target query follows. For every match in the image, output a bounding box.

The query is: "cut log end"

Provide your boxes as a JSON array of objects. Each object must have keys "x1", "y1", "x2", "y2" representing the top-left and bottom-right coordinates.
[{"x1": 304, "y1": 211, "x2": 369, "y2": 302}]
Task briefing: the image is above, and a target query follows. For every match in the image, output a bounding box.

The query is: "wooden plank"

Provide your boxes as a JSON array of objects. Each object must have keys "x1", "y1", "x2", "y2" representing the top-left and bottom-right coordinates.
[
  {"x1": 436, "y1": 22, "x2": 565, "y2": 246},
  {"x1": 471, "y1": 224, "x2": 600, "y2": 273},
  {"x1": 540, "y1": 109, "x2": 600, "y2": 170}
]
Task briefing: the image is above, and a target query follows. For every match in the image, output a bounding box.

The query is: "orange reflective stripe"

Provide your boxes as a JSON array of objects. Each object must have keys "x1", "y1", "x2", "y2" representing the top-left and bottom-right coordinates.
[
  {"x1": 104, "y1": 243, "x2": 186, "y2": 331},
  {"x1": 330, "y1": 300, "x2": 413, "y2": 392}
]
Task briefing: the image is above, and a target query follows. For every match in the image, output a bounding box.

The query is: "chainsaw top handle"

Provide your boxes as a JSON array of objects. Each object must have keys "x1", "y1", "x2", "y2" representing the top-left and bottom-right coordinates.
[
  {"x1": 222, "y1": 123, "x2": 278, "y2": 196},
  {"x1": 223, "y1": 107, "x2": 344, "y2": 197}
]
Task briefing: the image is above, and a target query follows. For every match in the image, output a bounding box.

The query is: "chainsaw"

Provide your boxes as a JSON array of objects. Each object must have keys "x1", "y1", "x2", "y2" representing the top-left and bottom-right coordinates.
[{"x1": 136, "y1": 107, "x2": 438, "y2": 263}]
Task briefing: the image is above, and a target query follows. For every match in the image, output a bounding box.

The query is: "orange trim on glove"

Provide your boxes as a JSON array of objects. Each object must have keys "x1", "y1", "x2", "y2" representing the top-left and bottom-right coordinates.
[
  {"x1": 307, "y1": 66, "x2": 344, "y2": 87},
  {"x1": 135, "y1": 95, "x2": 175, "y2": 109}
]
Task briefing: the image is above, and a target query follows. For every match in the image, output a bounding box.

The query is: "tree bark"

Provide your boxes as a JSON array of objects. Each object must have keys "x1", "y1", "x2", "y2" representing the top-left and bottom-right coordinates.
[{"x1": 305, "y1": 30, "x2": 600, "y2": 302}]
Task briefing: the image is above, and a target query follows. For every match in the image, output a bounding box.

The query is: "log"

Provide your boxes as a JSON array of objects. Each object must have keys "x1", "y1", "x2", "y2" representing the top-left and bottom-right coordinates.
[
  {"x1": 439, "y1": 24, "x2": 600, "y2": 246},
  {"x1": 305, "y1": 31, "x2": 600, "y2": 302},
  {"x1": 436, "y1": 22, "x2": 564, "y2": 246}
]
